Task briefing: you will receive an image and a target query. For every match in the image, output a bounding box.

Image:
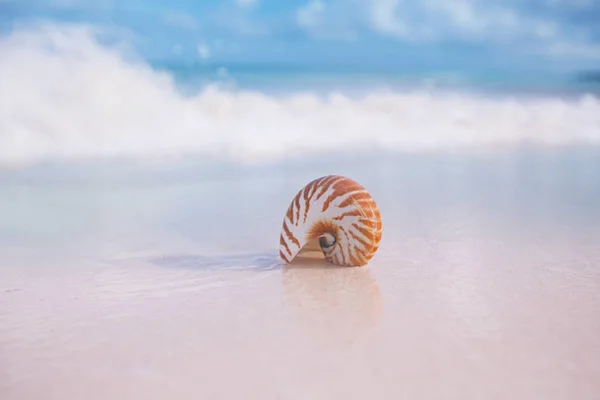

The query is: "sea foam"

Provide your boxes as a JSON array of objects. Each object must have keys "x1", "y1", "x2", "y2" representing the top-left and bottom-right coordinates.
[{"x1": 1, "y1": 24, "x2": 600, "y2": 169}]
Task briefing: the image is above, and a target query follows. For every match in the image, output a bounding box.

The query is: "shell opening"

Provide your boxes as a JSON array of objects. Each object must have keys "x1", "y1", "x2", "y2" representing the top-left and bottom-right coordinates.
[{"x1": 319, "y1": 233, "x2": 336, "y2": 249}]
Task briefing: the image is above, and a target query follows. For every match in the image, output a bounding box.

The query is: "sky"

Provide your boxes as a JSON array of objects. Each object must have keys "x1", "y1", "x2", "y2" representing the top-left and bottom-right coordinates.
[{"x1": 1, "y1": 0, "x2": 600, "y2": 73}]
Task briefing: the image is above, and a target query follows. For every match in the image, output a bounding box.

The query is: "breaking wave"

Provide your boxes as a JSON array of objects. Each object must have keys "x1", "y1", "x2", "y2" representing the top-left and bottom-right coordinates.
[{"x1": 1, "y1": 24, "x2": 599, "y2": 169}]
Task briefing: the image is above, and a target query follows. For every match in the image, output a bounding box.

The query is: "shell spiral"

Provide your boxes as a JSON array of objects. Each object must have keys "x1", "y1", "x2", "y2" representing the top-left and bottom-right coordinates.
[{"x1": 279, "y1": 175, "x2": 382, "y2": 267}]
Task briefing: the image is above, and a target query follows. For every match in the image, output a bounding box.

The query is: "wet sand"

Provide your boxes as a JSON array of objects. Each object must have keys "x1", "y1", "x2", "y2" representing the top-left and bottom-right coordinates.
[{"x1": 1, "y1": 149, "x2": 600, "y2": 399}]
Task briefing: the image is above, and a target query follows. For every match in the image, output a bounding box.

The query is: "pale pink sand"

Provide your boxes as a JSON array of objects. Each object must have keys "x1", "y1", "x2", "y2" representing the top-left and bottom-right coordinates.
[
  {"x1": 2, "y1": 220, "x2": 600, "y2": 400},
  {"x1": 1, "y1": 155, "x2": 600, "y2": 399}
]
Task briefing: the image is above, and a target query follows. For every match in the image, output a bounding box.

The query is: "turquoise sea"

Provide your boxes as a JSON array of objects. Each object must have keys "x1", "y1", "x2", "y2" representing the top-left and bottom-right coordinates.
[{"x1": 156, "y1": 61, "x2": 600, "y2": 97}]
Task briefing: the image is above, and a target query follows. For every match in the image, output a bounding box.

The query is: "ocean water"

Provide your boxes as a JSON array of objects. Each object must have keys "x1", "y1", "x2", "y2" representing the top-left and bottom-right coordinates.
[
  {"x1": 158, "y1": 61, "x2": 600, "y2": 98},
  {"x1": 2, "y1": 24, "x2": 600, "y2": 399},
  {"x1": 2, "y1": 24, "x2": 600, "y2": 170}
]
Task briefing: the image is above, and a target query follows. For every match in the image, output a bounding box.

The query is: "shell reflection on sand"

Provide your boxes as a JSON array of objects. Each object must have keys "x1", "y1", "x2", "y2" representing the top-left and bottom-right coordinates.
[{"x1": 282, "y1": 240, "x2": 383, "y2": 346}]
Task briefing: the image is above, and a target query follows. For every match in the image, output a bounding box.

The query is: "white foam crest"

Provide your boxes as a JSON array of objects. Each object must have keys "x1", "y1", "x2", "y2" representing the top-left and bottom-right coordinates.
[{"x1": 1, "y1": 24, "x2": 600, "y2": 169}]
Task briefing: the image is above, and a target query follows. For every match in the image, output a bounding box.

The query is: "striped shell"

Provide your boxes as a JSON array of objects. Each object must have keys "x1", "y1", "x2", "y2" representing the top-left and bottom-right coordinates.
[{"x1": 279, "y1": 175, "x2": 382, "y2": 267}]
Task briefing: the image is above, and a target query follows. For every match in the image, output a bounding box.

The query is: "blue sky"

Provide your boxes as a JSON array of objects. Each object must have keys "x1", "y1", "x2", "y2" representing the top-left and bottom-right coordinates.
[{"x1": 1, "y1": 0, "x2": 600, "y2": 72}]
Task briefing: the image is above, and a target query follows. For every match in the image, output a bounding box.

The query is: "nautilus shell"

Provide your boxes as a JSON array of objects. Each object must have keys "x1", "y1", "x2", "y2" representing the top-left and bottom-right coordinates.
[{"x1": 279, "y1": 175, "x2": 382, "y2": 267}]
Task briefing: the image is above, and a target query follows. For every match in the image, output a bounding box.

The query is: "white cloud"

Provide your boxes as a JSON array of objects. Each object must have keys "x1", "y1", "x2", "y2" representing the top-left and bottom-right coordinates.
[
  {"x1": 299, "y1": 0, "x2": 598, "y2": 62},
  {"x1": 295, "y1": 0, "x2": 360, "y2": 41},
  {"x1": 197, "y1": 42, "x2": 210, "y2": 59},
  {"x1": 542, "y1": 41, "x2": 600, "y2": 60},
  {"x1": 431, "y1": 0, "x2": 508, "y2": 34},
  {"x1": 369, "y1": 0, "x2": 513, "y2": 41},
  {"x1": 533, "y1": 21, "x2": 559, "y2": 39},
  {"x1": 296, "y1": 0, "x2": 325, "y2": 29},
  {"x1": 367, "y1": 0, "x2": 567, "y2": 45},
  {"x1": 369, "y1": 0, "x2": 406, "y2": 38}
]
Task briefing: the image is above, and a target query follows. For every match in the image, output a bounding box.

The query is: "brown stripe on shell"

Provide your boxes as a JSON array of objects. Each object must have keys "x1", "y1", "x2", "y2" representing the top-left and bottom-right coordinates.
[
  {"x1": 302, "y1": 179, "x2": 318, "y2": 223},
  {"x1": 285, "y1": 205, "x2": 294, "y2": 225},
  {"x1": 337, "y1": 190, "x2": 371, "y2": 208},
  {"x1": 352, "y1": 222, "x2": 374, "y2": 240},
  {"x1": 282, "y1": 220, "x2": 300, "y2": 247},
  {"x1": 321, "y1": 179, "x2": 350, "y2": 212},
  {"x1": 279, "y1": 249, "x2": 290, "y2": 263},
  {"x1": 348, "y1": 228, "x2": 371, "y2": 250},
  {"x1": 332, "y1": 209, "x2": 362, "y2": 221},
  {"x1": 338, "y1": 226, "x2": 356, "y2": 266},
  {"x1": 279, "y1": 234, "x2": 291, "y2": 256},
  {"x1": 307, "y1": 178, "x2": 320, "y2": 198},
  {"x1": 313, "y1": 175, "x2": 338, "y2": 202},
  {"x1": 293, "y1": 191, "x2": 301, "y2": 225}
]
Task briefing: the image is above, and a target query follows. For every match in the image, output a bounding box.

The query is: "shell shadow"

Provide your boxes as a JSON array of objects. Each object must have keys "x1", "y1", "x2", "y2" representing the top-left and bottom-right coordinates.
[
  {"x1": 148, "y1": 241, "x2": 383, "y2": 347},
  {"x1": 151, "y1": 252, "x2": 283, "y2": 272},
  {"x1": 282, "y1": 241, "x2": 384, "y2": 346}
]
